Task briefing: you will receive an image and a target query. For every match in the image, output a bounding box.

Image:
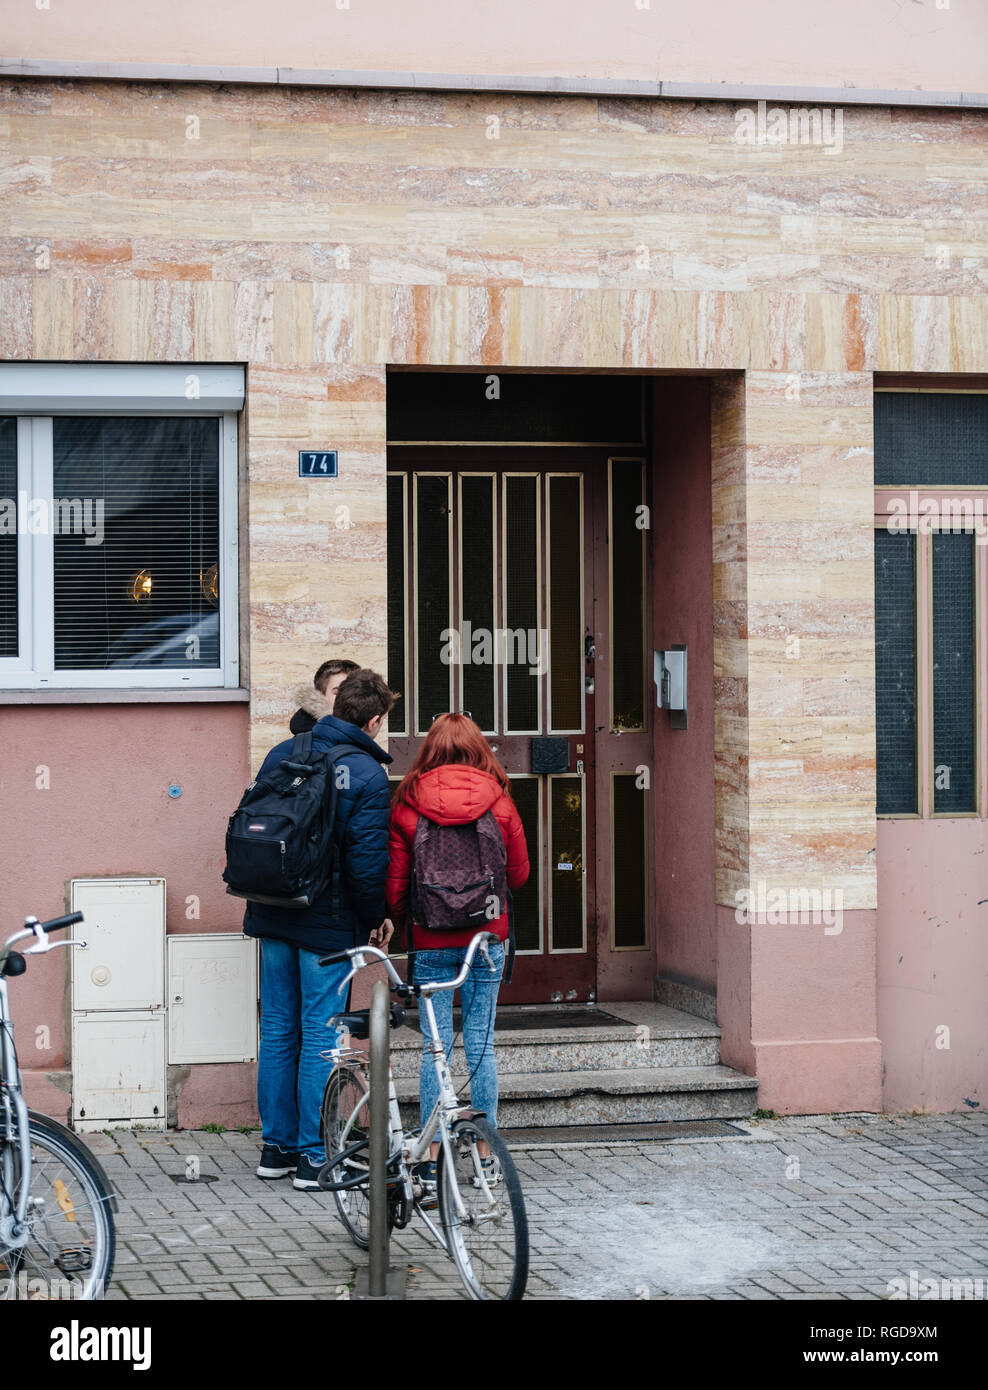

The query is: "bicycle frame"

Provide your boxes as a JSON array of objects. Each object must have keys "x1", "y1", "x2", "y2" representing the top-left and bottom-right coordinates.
[
  {"x1": 0, "y1": 918, "x2": 85, "y2": 1246},
  {"x1": 328, "y1": 932, "x2": 500, "y2": 1235},
  {"x1": 0, "y1": 972, "x2": 33, "y2": 1247}
]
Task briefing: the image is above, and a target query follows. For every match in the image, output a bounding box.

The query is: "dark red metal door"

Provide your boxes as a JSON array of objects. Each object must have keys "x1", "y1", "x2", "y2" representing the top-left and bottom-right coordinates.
[{"x1": 386, "y1": 446, "x2": 650, "y2": 1003}]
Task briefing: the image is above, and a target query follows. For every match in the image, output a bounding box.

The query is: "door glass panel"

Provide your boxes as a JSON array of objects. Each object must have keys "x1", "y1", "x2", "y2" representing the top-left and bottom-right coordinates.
[
  {"x1": 386, "y1": 473, "x2": 407, "y2": 734},
  {"x1": 548, "y1": 473, "x2": 583, "y2": 732},
  {"x1": 509, "y1": 776, "x2": 542, "y2": 952},
  {"x1": 459, "y1": 474, "x2": 496, "y2": 733},
  {"x1": 549, "y1": 775, "x2": 585, "y2": 952},
  {"x1": 610, "y1": 458, "x2": 646, "y2": 730},
  {"x1": 612, "y1": 773, "x2": 648, "y2": 949},
  {"x1": 0, "y1": 418, "x2": 17, "y2": 658},
  {"x1": 874, "y1": 528, "x2": 917, "y2": 815},
  {"x1": 932, "y1": 530, "x2": 976, "y2": 814},
  {"x1": 503, "y1": 474, "x2": 541, "y2": 733},
  {"x1": 414, "y1": 473, "x2": 452, "y2": 732}
]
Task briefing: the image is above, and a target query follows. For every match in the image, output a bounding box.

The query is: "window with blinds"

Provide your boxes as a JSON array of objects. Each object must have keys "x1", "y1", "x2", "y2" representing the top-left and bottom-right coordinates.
[{"x1": 51, "y1": 418, "x2": 221, "y2": 671}]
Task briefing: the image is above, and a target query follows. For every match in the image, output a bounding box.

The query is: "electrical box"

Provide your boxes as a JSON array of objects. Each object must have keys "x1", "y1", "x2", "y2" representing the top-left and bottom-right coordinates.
[
  {"x1": 71, "y1": 1012, "x2": 166, "y2": 1131},
  {"x1": 654, "y1": 646, "x2": 688, "y2": 729},
  {"x1": 167, "y1": 934, "x2": 258, "y2": 1064},
  {"x1": 70, "y1": 877, "x2": 165, "y2": 1012}
]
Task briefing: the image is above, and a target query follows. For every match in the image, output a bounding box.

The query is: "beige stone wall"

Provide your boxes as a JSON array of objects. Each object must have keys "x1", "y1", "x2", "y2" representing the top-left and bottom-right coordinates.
[{"x1": 2, "y1": 79, "x2": 985, "y2": 907}]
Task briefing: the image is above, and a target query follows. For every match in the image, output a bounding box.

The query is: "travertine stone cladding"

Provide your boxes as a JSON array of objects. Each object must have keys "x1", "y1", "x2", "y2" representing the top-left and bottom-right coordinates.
[{"x1": 0, "y1": 80, "x2": 982, "y2": 868}]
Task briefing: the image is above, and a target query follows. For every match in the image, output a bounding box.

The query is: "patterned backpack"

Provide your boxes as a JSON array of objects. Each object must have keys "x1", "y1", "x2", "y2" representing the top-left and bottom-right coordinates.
[{"x1": 410, "y1": 809, "x2": 509, "y2": 932}]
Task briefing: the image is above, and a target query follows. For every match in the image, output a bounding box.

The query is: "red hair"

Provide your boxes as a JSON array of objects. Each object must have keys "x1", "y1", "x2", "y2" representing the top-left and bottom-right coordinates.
[{"x1": 393, "y1": 713, "x2": 511, "y2": 807}]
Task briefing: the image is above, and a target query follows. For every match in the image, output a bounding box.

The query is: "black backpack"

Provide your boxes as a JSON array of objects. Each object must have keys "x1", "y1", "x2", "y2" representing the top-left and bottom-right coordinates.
[{"x1": 223, "y1": 732, "x2": 365, "y2": 910}]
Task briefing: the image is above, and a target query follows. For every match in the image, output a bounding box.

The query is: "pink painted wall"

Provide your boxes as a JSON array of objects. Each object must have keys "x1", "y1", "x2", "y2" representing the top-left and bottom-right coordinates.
[
  {"x1": 4, "y1": 0, "x2": 985, "y2": 93},
  {"x1": 877, "y1": 819, "x2": 987, "y2": 1113},
  {"x1": 651, "y1": 378, "x2": 717, "y2": 994},
  {"x1": 0, "y1": 704, "x2": 249, "y2": 1112},
  {"x1": 720, "y1": 904, "x2": 883, "y2": 1115}
]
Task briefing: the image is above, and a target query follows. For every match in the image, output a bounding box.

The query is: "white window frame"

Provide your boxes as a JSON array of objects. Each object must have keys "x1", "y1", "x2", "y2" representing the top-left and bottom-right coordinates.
[{"x1": 0, "y1": 364, "x2": 241, "y2": 690}]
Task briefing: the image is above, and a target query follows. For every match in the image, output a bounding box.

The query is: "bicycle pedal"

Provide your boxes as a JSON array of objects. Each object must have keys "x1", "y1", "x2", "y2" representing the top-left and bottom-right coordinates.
[{"x1": 54, "y1": 1246, "x2": 92, "y2": 1274}]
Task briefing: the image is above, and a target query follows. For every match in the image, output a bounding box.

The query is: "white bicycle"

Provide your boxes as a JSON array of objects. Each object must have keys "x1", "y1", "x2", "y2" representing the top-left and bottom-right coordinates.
[
  {"x1": 0, "y1": 912, "x2": 117, "y2": 1300},
  {"x1": 317, "y1": 930, "x2": 528, "y2": 1301}
]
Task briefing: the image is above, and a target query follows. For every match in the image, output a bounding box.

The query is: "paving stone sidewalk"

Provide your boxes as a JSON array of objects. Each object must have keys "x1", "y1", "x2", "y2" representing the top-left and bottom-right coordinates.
[{"x1": 86, "y1": 1112, "x2": 987, "y2": 1300}]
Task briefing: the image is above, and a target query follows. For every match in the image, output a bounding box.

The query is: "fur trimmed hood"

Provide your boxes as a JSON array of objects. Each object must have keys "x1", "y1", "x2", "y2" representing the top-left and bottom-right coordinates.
[{"x1": 292, "y1": 683, "x2": 333, "y2": 721}]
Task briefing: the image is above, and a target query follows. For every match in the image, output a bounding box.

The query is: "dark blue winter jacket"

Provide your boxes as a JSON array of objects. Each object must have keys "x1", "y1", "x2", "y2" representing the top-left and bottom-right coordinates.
[{"x1": 242, "y1": 715, "x2": 393, "y2": 955}]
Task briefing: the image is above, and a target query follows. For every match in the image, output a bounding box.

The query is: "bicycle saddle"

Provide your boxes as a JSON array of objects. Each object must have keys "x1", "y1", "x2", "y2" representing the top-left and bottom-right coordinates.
[{"x1": 332, "y1": 1004, "x2": 406, "y2": 1039}]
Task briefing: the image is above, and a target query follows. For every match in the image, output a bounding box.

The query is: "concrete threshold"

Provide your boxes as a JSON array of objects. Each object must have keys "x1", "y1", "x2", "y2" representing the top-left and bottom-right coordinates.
[{"x1": 501, "y1": 1118, "x2": 767, "y2": 1148}]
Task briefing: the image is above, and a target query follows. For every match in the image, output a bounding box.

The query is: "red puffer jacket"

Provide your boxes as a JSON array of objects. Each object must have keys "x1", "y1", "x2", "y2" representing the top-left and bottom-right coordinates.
[{"x1": 387, "y1": 765, "x2": 530, "y2": 951}]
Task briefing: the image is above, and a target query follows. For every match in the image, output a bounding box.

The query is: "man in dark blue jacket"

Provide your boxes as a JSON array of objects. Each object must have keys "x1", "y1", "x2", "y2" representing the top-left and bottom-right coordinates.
[{"x1": 245, "y1": 668, "x2": 396, "y2": 1188}]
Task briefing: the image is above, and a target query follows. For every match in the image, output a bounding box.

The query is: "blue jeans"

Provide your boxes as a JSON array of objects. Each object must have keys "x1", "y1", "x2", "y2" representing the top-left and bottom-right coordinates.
[
  {"x1": 257, "y1": 938, "x2": 351, "y2": 1163},
  {"x1": 415, "y1": 942, "x2": 504, "y2": 1131}
]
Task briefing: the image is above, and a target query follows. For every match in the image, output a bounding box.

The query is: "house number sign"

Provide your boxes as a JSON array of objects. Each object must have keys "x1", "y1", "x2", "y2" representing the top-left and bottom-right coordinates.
[{"x1": 299, "y1": 450, "x2": 338, "y2": 477}]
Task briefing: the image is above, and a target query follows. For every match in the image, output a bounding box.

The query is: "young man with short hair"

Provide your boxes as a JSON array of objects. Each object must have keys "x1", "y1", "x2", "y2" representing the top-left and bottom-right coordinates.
[
  {"x1": 245, "y1": 668, "x2": 397, "y2": 1189},
  {"x1": 289, "y1": 658, "x2": 360, "y2": 734}
]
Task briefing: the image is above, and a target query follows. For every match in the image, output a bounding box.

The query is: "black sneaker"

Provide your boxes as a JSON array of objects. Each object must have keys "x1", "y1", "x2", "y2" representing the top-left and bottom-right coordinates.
[
  {"x1": 293, "y1": 1154, "x2": 325, "y2": 1190},
  {"x1": 257, "y1": 1144, "x2": 298, "y2": 1179}
]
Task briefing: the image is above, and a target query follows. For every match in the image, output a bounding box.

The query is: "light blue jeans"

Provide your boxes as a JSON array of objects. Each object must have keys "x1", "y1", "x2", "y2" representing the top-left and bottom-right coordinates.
[
  {"x1": 257, "y1": 938, "x2": 351, "y2": 1163},
  {"x1": 415, "y1": 941, "x2": 505, "y2": 1131}
]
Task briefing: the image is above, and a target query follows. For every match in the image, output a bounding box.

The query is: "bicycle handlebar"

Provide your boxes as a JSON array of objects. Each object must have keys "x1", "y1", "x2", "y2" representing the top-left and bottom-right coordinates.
[
  {"x1": 320, "y1": 929, "x2": 500, "y2": 997},
  {"x1": 38, "y1": 912, "x2": 84, "y2": 934},
  {"x1": 2, "y1": 911, "x2": 86, "y2": 958}
]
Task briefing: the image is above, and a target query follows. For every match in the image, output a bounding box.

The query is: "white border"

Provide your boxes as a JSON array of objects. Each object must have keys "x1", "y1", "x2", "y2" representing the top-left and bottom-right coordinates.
[
  {"x1": 1, "y1": 410, "x2": 239, "y2": 689},
  {"x1": 0, "y1": 363, "x2": 245, "y2": 414}
]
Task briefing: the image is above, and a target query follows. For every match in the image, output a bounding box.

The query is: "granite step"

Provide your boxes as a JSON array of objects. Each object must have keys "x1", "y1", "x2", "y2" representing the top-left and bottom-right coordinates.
[
  {"x1": 395, "y1": 1063, "x2": 759, "y2": 1128},
  {"x1": 386, "y1": 1001, "x2": 722, "y2": 1077}
]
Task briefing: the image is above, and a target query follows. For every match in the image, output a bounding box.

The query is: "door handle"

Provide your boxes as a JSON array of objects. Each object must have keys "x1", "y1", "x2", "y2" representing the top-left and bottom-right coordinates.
[{"x1": 576, "y1": 759, "x2": 584, "y2": 776}]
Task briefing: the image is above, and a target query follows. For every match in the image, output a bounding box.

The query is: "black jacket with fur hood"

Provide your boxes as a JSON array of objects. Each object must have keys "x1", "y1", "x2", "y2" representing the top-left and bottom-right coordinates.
[{"x1": 289, "y1": 683, "x2": 331, "y2": 734}]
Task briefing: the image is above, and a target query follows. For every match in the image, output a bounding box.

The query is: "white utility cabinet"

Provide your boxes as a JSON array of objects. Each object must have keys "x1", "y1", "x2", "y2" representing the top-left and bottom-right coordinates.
[
  {"x1": 71, "y1": 1012, "x2": 167, "y2": 1131},
  {"x1": 70, "y1": 877, "x2": 165, "y2": 1012},
  {"x1": 70, "y1": 877, "x2": 167, "y2": 1130},
  {"x1": 167, "y1": 933, "x2": 258, "y2": 1064}
]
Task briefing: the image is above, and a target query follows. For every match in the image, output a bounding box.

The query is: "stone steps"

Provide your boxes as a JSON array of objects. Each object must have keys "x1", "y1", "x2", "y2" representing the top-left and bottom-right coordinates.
[
  {"x1": 383, "y1": 1000, "x2": 758, "y2": 1127},
  {"x1": 395, "y1": 1063, "x2": 757, "y2": 1127}
]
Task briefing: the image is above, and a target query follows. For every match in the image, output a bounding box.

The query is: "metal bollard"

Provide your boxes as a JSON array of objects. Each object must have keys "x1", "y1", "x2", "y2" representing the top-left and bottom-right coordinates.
[{"x1": 367, "y1": 978, "x2": 390, "y2": 1298}]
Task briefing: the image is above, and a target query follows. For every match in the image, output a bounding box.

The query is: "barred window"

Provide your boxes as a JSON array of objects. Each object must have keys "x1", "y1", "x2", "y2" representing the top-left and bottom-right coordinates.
[{"x1": 874, "y1": 390, "x2": 986, "y2": 818}]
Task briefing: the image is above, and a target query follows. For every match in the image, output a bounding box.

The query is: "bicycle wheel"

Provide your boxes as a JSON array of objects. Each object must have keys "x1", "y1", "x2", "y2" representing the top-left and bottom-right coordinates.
[
  {"x1": 0, "y1": 1113, "x2": 115, "y2": 1300},
  {"x1": 437, "y1": 1116, "x2": 528, "y2": 1301},
  {"x1": 319, "y1": 1065, "x2": 371, "y2": 1249}
]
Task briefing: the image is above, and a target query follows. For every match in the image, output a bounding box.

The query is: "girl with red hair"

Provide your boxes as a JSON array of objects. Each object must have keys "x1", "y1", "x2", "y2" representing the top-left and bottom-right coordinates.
[{"x1": 387, "y1": 714, "x2": 529, "y2": 1181}]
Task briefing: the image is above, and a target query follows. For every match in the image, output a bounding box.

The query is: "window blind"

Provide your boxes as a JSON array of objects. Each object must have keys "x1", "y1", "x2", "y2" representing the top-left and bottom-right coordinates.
[{"x1": 52, "y1": 417, "x2": 220, "y2": 671}]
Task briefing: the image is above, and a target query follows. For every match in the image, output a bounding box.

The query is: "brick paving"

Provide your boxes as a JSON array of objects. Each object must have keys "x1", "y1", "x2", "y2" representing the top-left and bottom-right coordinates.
[{"x1": 84, "y1": 1112, "x2": 988, "y2": 1300}]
